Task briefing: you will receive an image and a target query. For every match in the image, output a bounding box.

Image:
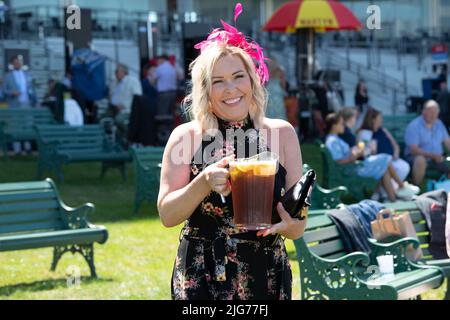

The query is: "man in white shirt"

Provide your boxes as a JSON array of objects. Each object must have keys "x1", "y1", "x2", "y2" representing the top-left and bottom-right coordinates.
[{"x1": 108, "y1": 64, "x2": 142, "y2": 135}]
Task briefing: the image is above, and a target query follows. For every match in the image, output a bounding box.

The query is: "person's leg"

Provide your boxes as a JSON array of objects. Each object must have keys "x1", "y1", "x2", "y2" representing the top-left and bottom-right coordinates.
[
  {"x1": 392, "y1": 158, "x2": 410, "y2": 182},
  {"x1": 387, "y1": 163, "x2": 404, "y2": 187},
  {"x1": 381, "y1": 170, "x2": 397, "y2": 202},
  {"x1": 411, "y1": 155, "x2": 427, "y2": 186}
]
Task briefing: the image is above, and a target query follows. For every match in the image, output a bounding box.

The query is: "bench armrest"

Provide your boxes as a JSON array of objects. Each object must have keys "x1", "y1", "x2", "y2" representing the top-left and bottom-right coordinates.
[
  {"x1": 368, "y1": 237, "x2": 424, "y2": 273},
  {"x1": 61, "y1": 202, "x2": 95, "y2": 229},
  {"x1": 368, "y1": 237, "x2": 420, "y2": 250},
  {"x1": 315, "y1": 251, "x2": 370, "y2": 268},
  {"x1": 313, "y1": 185, "x2": 348, "y2": 209},
  {"x1": 301, "y1": 247, "x2": 378, "y2": 295}
]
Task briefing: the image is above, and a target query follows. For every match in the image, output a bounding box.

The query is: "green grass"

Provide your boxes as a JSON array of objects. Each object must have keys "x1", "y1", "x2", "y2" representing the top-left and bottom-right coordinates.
[{"x1": 0, "y1": 147, "x2": 445, "y2": 300}]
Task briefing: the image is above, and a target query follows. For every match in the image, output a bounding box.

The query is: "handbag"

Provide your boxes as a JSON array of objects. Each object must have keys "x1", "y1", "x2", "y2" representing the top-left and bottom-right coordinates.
[
  {"x1": 272, "y1": 169, "x2": 316, "y2": 224},
  {"x1": 371, "y1": 209, "x2": 423, "y2": 261}
]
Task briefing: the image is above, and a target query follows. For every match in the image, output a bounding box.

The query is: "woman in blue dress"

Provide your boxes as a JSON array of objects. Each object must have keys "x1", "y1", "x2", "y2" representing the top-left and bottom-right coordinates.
[{"x1": 324, "y1": 113, "x2": 416, "y2": 202}]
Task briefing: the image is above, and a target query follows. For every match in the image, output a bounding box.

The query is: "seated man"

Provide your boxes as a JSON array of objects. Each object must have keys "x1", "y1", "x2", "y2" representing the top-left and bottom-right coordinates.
[
  {"x1": 404, "y1": 100, "x2": 450, "y2": 186},
  {"x1": 107, "y1": 64, "x2": 142, "y2": 136}
]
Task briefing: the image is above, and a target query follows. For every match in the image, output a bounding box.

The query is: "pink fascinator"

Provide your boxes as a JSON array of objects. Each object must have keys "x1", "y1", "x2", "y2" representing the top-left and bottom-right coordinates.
[{"x1": 194, "y1": 3, "x2": 269, "y2": 84}]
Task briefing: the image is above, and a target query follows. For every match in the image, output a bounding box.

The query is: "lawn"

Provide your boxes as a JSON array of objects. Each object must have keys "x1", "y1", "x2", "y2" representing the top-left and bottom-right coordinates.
[{"x1": 0, "y1": 144, "x2": 445, "y2": 299}]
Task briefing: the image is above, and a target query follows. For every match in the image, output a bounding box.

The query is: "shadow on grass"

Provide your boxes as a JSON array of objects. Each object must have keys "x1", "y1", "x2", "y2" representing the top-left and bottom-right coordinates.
[{"x1": 0, "y1": 277, "x2": 114, "y2": 297}]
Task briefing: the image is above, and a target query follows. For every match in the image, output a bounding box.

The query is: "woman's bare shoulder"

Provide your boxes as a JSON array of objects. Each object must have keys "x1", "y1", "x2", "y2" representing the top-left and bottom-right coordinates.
[
  {"x1": 167, "y1": 120, "x2": 202, "y2": 143},
  {"x1": 262, "y1": 117, "x2": 296, "y2": 138}
]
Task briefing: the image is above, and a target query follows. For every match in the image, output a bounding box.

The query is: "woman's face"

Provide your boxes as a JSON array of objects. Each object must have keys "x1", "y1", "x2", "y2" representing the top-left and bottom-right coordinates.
[
  {"x1": 373, "y1": 114, "x2": 383, "y2": 131},
  {"x1": 334, "y1": 117, "x2": 345, "y2": 134},
  {"x1": 210, "y1": 54, "x2": 253, "y2": 121}
]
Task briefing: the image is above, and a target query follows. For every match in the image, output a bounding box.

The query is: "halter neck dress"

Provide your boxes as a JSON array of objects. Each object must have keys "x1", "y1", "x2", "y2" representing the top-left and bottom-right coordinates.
[{"x1": 171, "y1": 115, "x2": 292, "y2": 300}]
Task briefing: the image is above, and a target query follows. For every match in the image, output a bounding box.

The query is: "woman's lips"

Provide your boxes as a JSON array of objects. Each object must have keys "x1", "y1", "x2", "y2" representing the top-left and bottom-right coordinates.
[{"x1": 222, "y1": 96, "x2": 242, "y2": 106}]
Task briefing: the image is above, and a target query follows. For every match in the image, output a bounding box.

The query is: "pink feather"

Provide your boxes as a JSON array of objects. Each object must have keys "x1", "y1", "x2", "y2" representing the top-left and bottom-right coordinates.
[
  {"x1": 234, "y1": 3, "x2": 243, "y2": 24},
  {"x1": 194, "y1": 3, "x2": 269, "y2": 84}
]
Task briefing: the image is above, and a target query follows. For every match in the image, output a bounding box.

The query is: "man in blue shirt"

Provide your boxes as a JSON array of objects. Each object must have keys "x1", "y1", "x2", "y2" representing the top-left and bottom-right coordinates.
[
  {"x1": 149, "y1": 54, "x2": 177, "y2": 117},
  {"x1": 404, "y1": 100, "x2": 450, "y2": 185}
]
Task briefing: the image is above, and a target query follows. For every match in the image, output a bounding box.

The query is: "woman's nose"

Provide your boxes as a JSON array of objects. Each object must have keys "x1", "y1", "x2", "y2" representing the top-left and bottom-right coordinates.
[{"x1": 224, "y1": 80, "x2": 237, "y2": 92}]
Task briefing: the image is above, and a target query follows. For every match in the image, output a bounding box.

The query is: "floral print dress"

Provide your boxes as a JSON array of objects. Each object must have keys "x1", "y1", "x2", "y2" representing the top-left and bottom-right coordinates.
[{"x1": 171, "y1": 115, "x2": 292, "y2": 300}]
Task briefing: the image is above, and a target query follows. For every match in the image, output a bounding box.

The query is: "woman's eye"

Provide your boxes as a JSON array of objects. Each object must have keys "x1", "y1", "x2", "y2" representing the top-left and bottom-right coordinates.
[
  {"x1": 235, "y1": 75, "x2": 244, "y2": 79},
  {"x1": 213, "y1": 80, "x2": 222, "y2": 85}
]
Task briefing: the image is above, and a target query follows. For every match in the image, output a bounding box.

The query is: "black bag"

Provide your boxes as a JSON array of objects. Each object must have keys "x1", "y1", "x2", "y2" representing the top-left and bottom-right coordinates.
[{"x1": 272, "y1": 169, "x2": 316, "y2": 224}]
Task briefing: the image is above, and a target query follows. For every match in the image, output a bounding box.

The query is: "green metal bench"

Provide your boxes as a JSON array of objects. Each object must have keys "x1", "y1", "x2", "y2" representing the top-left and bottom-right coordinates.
[
  {"x1": 303, "y1": 164, "x2": 348, "y2": 210},
  {"x1": 0, "y1": 179, "x2": 108, "y2": 278},
  {"x1": 369, "y1": 201, "x2": 450, "y2": 299},
  {"x1": 35, "y1": 124, "x2": 132, "y2": 182},
  {"x1": 130, "y1": 146, "x2": 165, "y2": 213},
  {"x1": 294, "y1": 208, "x2": 444, "y2": 299},
  {"x1": 318, "y1": 142, "x2": 378, "y2": 202},
  {"x1": 0, "y1": 108, "x2": 55, "y2": 158}
]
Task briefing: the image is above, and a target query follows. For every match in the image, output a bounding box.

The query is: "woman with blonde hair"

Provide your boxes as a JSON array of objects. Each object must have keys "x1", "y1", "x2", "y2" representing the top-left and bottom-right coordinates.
[{"x1": 158, "y1": 4, "x2": 305, "y2": 300}]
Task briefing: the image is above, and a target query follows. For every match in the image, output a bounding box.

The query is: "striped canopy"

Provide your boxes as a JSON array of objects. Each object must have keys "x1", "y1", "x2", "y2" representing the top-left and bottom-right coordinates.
[{"x1": 263, "y1": 0, "x2": 363, "y2": 33}]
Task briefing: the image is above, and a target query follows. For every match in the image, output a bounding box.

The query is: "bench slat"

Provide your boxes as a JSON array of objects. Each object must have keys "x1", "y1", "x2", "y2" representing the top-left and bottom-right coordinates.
[
  {"x1": 414, "y1": 223, "x2": 428, "y2": 233},
  {"x1": 0, "y1": 210, "x2": 62, "y2": 225},
  {"x1": 56, "y1": 144, "x2": 104, "y2": 151},
  {"x1": 0, "y1": 190, "x2": 56, "y2": 203},
  {"x1": 310, "y1": 239, "x2": 345, "y2": 257},
  {"x1": 0, "y1": 200, "x2": 60, "y2": 214},
  {"x1": 303, "y1": 226, "x2": 340, "y2": 243},
  {"x1": 386, "y1": 201, "x2": 417, "y2": 211},
  {"x1": 305, "y1": 215, "x2": 334, "y2": 230},
  {"x1": 0, "y1": 181, "x2": 52, "y2": 193},
  {"x1": 0, "y1": 220, "x2": 64, "y2": 235},
  {"x1": 418, "y1": 234, "x2": 431, "y2": 244}
]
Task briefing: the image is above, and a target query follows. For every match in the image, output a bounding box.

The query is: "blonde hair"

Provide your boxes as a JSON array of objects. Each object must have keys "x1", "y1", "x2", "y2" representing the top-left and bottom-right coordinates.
[{"x1": 183, "y1": 44, "x2": 267, "y2": 132}]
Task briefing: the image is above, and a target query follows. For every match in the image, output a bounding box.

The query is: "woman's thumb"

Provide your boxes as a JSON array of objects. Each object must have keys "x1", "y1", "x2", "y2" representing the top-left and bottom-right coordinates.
[{"x1": 216, "y1": 154, "x2": 235, "y2": 168}]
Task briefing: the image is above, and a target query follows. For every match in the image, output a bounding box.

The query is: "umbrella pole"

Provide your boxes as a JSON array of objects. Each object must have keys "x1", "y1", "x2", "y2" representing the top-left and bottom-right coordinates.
[
  {"x1": 296, "y1": 28, "x2": 308, "y2": 88},
  {"x1": 307, "y1": 28, "x2": 315, "y2": 82},
  {"x1": 296, "y1": 28, "x2": 316, "y2": 87}
]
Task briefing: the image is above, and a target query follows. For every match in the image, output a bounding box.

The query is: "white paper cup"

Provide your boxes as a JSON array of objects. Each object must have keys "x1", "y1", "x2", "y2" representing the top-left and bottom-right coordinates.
[{"x1": 377, "y1": 255, "x2": 394, "y2": 277}]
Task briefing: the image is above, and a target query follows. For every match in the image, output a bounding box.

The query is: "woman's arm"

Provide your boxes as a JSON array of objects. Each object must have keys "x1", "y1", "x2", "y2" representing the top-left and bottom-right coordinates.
[
  {"x1": 383, "y1": 128, "x2": 400, "y2": 159},
  {"x1": 336, "y1": 150, "x2": 360, "y2": 164},
  {"x1": 158, "y1": 123, "x2": 234, "y2": 227},
  {"x1": 157, "y1": 124, "x2": 211, "y2": 227}
]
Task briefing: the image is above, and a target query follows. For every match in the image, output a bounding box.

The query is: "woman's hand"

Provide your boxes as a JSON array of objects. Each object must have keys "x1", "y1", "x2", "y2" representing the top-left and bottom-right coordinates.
[
  {"x1": 203, "y1": 155, "x2": 235, "y2": 196},
  {"x1": 256, "y1": 203, "x2": 307, "y2": 240}
]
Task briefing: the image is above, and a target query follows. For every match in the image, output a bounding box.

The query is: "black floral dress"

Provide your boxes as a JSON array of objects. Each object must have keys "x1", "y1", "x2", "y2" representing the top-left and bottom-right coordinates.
[{"x1": 171, "y1": 115, "x2": 292, "y2": 300}]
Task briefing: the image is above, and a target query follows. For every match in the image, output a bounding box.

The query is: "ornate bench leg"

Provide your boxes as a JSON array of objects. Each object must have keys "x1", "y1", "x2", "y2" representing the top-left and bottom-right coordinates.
[
  {"x1": 79, "y1": 244, "x2": 97, "y2": 278},
  {"x1": 50, "y1": 244, "x2": 97, "y2": 278},
  {"x1": 50, "y1": 246, "x2": 67, "y2": 272},
  {"x1": 445, "y1": 277, "x2": 450, "y2": 300}
]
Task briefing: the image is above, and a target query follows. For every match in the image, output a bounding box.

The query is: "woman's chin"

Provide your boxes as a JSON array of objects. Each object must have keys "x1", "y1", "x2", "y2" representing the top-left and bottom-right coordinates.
[{"x1": 216, "y1": 109, "x2": 248, "y2": 121}]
